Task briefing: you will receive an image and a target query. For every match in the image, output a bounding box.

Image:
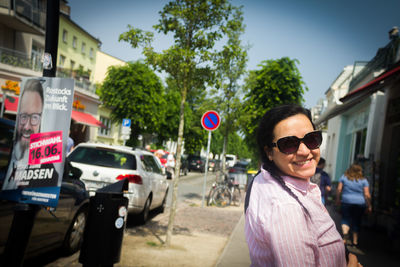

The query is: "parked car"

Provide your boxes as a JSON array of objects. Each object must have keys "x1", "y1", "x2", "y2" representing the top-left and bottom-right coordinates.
[
  {"x1": 225, "y1": 154, "x2": 237, "y2": 168},
  {"x1": 180, "y1": 155, "x2": 188, "y2": 176},
  {"x1": 187, "y1": 155, "x2": 206, "y2": 172},
  {"x1": 208, "y1": 159, "x2": 221, "y2": 172},
  {"x1": 68, "y1": 143, "x2": 169, "y2": 223},
  {"x1": 0, "y1": 118, "x2": 89, "y2": 259},
  {"x1": 227, "y1": 162, "x2": 249, "y2": 188}
]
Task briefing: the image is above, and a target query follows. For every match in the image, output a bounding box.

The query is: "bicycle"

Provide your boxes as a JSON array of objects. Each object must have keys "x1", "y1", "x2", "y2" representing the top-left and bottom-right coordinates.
[
  {"x1": 206, "y1": 171, "x2": 227, "y2": 206},
  {"x1": 209, "y1": 171, "x2": 242, "y2": 207}
]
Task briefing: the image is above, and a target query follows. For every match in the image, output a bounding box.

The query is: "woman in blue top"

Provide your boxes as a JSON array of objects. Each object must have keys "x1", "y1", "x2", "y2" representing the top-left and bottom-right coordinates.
[{"x1": 336, "y1": 164, "x2": 372, "y2": 248}]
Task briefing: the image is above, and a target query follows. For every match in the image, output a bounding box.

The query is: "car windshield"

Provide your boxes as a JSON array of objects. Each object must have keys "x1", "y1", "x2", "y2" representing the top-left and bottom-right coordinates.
[{"x1": 68, "y1": 146, "x2": 137, "y2": 170}]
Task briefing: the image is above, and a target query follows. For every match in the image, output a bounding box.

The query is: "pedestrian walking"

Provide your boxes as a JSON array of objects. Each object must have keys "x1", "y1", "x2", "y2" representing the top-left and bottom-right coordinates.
[
  {"x1": 166, "y1": 152, "x2": 175, "y2": 179},
  {"x1": 311, "y1": 157, "x2": 332, "y2": 205},
  {"x1": 67, "y1": 135, "x2": 74, "y2": 153},
  {"x1": 245, "y1": 104, "x2": 361, "y2": 267},
  {"x1": 336, "y1": 164, "x2": 372, "y2": 248}
]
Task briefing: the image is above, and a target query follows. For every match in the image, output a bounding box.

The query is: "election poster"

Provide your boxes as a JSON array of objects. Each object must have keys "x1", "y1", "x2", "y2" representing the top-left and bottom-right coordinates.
[{"x1": 0, "y1": 77, "x2": 74, "y2": 207}]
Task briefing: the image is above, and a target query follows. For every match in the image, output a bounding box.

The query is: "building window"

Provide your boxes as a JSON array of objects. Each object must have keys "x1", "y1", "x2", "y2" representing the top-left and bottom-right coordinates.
[
  {"x1": 98, "y1": 116, "x2": 112, "y2": 136},
  {"x1": 62, "y1": 29, "x2": 68, "y2": 43},
  {"x1": 81, "y1": 42, "x2": 86, "y2": 54},
  {"x1": 70, "y1": 60, "x2": 75, "y2": 70},
  {"x1": 59, "y1": 55, "x2": 66, "y2": 67},
  {"x1": 72, "y1": 36, "x2": 77, "y2": 48},
  {"x1": 352, "y1": 128, "x2": 367, "y2": 162},
  {"x1": 89, "y1": 48, "x2": 94, "y2": 59}
]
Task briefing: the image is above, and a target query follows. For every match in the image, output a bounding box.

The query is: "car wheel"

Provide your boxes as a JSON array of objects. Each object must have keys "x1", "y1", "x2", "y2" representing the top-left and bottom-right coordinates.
[
  {"x1": 63, "y1": 208, "x2": 87, "y2": 255},
  {"x1": 157, "y1": 189, "x2": 168, "y2": 213},
  {"x1": 138, "y1": 196, "x2": 151, "y2": 224}
]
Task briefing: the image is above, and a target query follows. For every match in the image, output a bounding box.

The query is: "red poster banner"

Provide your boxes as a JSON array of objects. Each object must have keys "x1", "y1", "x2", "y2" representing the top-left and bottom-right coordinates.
[{"x1": 29, "y1": 131, "x2": 63, "y2": 165}]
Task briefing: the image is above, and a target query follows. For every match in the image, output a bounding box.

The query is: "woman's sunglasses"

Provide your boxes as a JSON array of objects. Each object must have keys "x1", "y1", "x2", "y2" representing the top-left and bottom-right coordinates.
[{"x1": 271, "y1": 131, "x2": 322, "y2": 154}]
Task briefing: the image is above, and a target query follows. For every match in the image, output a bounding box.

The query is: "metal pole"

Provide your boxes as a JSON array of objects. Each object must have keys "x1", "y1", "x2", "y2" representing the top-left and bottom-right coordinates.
[
  {"x1": 0, "y1": 93, "x2": 5, "y2": 118},
  {"x1": 202, "y1": 131, "x2": 212, "y2": 207},
  {"x1": 43, "y1": 0, "x2": 60, "y2": 77}
]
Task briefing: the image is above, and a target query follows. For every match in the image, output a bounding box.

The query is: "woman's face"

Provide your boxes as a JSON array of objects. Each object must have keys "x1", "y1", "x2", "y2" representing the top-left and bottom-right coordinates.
[{"x1": 266, "y1": 114, "x2": 320, "y2": 180}]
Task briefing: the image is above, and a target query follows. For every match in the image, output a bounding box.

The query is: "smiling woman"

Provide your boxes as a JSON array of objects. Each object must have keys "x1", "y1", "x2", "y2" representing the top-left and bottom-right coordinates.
[{"x1": 245, "y1": 104, "x2": 361, "y2": 267}]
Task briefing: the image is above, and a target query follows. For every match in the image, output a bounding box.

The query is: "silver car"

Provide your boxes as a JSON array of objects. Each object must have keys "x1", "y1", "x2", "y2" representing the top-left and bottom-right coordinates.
[{"x1": 68, "y1": 143, "x2": 169, "y2": 223}]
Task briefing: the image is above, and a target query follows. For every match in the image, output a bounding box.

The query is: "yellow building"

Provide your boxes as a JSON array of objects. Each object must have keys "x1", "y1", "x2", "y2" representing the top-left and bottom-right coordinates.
[{"x1": 93, "y1": 51, "x2": 127, "y2": 145}]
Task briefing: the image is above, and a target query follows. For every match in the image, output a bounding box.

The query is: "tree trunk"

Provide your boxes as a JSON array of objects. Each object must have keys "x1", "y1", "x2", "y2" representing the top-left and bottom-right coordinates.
[{"x1": 165, "y1": 85, "x2": 187, "y2": 247}]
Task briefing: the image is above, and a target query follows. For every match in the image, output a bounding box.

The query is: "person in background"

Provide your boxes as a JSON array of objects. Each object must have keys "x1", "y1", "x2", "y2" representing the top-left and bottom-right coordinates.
[
  {"x1": 67, "y1": 134, "x2": 74, "y2": 153},
  {"x1": 313, "y1": 157, "x2": 332, "y2": 205},
  {"x1": 336, "y1": 164, "x2": 372, "y2": 248},
  {"x1": 166, "y1": 152, "x2": 175, "y2": 179},
  {"x1": 245, "y1": 104, "x2": 361, "y2": 267}
]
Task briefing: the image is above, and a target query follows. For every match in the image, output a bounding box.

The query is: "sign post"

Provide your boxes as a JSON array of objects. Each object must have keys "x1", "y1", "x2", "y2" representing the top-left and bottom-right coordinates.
[
  {"x1": 200, "y1": 111, "x2": 220, "y2": 207},
  {"x1": 121, "y1": 118, "x2": 131, "y2": 146}
]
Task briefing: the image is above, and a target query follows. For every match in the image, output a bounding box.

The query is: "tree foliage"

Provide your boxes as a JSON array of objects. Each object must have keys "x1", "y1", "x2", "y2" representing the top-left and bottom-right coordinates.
[
  {"x1": 241, "y1": 57, "x2": 308, "y2": 157},
  {"x1": 98, "y1": 61, "x2": 165, "y2": 146},
  {"x1": 211, "y1": 5, "x2": 248, "y2": 171},
  {"x1": 119, "y1": 0, "x2": 241, "y2": 246}
]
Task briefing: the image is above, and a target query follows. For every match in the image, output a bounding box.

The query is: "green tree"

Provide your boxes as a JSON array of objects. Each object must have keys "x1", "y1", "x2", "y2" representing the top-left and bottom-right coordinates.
[
  {"x1": 212, "y1": 6, "x2": 248, "y2": 173},
  {"x1": 241, "y1": 57, "x2": 308, "y2": 160},
  {"x1": 119, "y1": 0, "x2": 240, "y2": 246},
  {"x1": 98, "y1": 61, "x2": 165, "y2": 146}
]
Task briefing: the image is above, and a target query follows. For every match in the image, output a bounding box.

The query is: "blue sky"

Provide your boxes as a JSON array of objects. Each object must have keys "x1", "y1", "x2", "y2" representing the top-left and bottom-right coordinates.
[{"x1": 68, "y1": 0, "x2": 400, "y2": 108}]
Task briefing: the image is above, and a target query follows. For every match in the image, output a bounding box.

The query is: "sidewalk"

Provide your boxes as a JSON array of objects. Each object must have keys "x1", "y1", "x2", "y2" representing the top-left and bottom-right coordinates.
[
  {"x1": 216, "y1": 205, "x2": 400, "y2": 267},
  {"x1": 215, "y1": 214, "x2": 250, "y2": 267}
]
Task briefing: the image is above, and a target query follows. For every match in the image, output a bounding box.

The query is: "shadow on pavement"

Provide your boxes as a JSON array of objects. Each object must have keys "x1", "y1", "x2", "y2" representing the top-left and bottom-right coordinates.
[{"x1": 326, "y1": 204, "x2": 400, "y2": 267}]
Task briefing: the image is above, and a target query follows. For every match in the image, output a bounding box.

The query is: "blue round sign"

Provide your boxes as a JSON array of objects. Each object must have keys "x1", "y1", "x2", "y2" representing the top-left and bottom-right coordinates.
[{"x1": 201, "y1": 111, "x2": 220, "y2": 131}]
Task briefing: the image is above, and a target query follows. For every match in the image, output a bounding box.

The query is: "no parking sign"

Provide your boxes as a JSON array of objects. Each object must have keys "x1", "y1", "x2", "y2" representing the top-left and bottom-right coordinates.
[
  {"x1": 200, "y1": 110, "x2": 220, "y2": 207},
  {"x1": 201, "y1": 111, "x2": 220, "y2": 131}
]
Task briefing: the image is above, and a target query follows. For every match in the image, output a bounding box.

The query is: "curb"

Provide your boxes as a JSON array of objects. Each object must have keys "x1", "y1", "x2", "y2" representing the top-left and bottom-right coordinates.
[{"x1": 215, "y1": 213, "x2": 248, "y2": 267}]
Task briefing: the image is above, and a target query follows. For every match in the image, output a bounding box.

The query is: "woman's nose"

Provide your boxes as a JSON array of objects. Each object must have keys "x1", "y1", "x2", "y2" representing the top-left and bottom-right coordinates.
[{"x1": 296, "y1": 142, "x2": 311, "y2": 155}]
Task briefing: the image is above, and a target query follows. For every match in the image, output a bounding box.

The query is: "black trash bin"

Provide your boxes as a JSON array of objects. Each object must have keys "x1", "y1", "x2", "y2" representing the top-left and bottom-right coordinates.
[{"x1": 79, "y1": 179, "x2": 129, "y2": 267}]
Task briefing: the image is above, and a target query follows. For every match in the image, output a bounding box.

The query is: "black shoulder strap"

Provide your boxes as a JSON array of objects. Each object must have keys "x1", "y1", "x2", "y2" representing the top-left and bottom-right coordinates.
[{"x1": 244, "y1": 170, "x2": 261, "y2": 214}]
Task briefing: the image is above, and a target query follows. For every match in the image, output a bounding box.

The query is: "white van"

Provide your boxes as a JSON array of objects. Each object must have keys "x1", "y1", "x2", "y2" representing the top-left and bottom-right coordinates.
[{"x1": 225, "y1": 154, "x2": 237, "y2": 168}]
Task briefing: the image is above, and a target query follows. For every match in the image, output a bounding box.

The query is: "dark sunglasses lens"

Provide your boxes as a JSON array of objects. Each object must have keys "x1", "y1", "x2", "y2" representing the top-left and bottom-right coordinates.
[
  {"x1": 304, "y1": 131, "x2": 322, "y2": 149},
  {"x1": 277, "y1": 137, "x2": 300, "y2": 154}
]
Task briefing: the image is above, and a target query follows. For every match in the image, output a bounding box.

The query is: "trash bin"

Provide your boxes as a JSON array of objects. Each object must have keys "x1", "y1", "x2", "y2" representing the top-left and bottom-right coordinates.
[{"x1": 79, "y1": 179, "x2": 129, "y2": 266}]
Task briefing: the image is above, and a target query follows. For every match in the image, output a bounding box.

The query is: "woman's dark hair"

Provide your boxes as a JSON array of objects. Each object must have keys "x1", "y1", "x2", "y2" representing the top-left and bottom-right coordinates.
[{"x1": 257, "y1": 104, "x2": 316, "y2": 217}]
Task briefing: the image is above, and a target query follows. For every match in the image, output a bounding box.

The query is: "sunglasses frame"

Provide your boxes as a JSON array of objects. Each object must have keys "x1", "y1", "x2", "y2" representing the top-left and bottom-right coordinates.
[{"x1": 271, "y1": 130, "x2": 322, "y2": 154}]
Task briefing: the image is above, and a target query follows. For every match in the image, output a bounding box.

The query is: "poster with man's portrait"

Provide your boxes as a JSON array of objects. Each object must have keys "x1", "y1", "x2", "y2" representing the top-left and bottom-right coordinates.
[{"x1": 0, "y1": 77, "x2": 74, "y2": 207}]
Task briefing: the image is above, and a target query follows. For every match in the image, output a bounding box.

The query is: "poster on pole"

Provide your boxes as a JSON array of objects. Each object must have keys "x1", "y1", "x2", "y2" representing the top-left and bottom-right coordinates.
[{"x1": 0, "y1": 77, "x2": 74, "y2": 207}]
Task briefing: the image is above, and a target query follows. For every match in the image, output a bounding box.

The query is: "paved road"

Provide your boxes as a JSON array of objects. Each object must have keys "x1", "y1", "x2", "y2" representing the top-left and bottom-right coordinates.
[{"x1": 166, "y1": 171, "x2": 217, "y2": 206}]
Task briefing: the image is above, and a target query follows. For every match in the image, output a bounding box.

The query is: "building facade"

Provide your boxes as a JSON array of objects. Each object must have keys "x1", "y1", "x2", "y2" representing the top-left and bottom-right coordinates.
[
  {"x1": 316, "y1": 30, "x2": 400, "y2": 244},
  {"x1": 56, "y1": 9, "x2": 104, "y2": 146},
  {"x1": 0, "y1": 0, "x2": 46, "y2": 118},
  {"x1": 93, "y1": 50, "x2": 127, "y2": 145}
]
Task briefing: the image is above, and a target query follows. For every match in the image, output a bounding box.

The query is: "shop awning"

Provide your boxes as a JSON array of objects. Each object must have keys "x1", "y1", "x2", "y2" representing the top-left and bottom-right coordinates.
[
  {"x1": 315, "y1": 65, "x2": 400, "y2": 125},
  {"x1": 340, "y1": 65, "x2": 400, "y2": 102},
  {"x1": 0, "y1": 94, "x2": 19, "y2": 114},
  {"x1": 71, "y1": 110, "x2": 106, "y2": 128}
]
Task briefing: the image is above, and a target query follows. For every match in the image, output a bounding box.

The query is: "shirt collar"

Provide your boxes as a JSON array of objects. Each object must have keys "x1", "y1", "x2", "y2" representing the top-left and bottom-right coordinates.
[
  {"x1": 261, "y1": 167, "x2": 316, "y2": 194},
  {"x1": 282, "y1": 175, "x2": 310, "y2": 194}
]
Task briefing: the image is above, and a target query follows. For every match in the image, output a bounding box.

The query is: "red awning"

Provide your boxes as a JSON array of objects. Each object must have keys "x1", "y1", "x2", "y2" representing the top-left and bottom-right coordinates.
[
  {"x1": 340, "y1": 65, "x2": 400, "y2": 102},
  {"x1": 1, "y1": 94, "x2": 19, "y2": 114},
  {"x1": 315, "y1": 64, "x2": 400, "y2": 125},
  {"x1": 71, "y1": 110, "x2": 106, "y2": 128}
]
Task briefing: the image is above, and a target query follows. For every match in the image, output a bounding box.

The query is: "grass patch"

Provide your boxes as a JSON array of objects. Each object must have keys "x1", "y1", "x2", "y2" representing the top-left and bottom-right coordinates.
[
  {"x1": 146, "y1": 241, "x2": 159, "y2": 247},
  {"x1": 189, "y1": 203, "x2": 198, "y2": 207}
]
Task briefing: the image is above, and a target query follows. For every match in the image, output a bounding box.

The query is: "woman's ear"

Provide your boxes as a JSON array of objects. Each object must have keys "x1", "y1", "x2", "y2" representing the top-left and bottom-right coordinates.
[{"x1": 264, "y1": 146, "x2": 273, "y2": 161}]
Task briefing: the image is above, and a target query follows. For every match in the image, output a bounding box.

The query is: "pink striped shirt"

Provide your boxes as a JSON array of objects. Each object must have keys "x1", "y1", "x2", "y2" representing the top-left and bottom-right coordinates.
[{"x1": 245, "y1": 168, "x2": 346, "y2": 267}]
